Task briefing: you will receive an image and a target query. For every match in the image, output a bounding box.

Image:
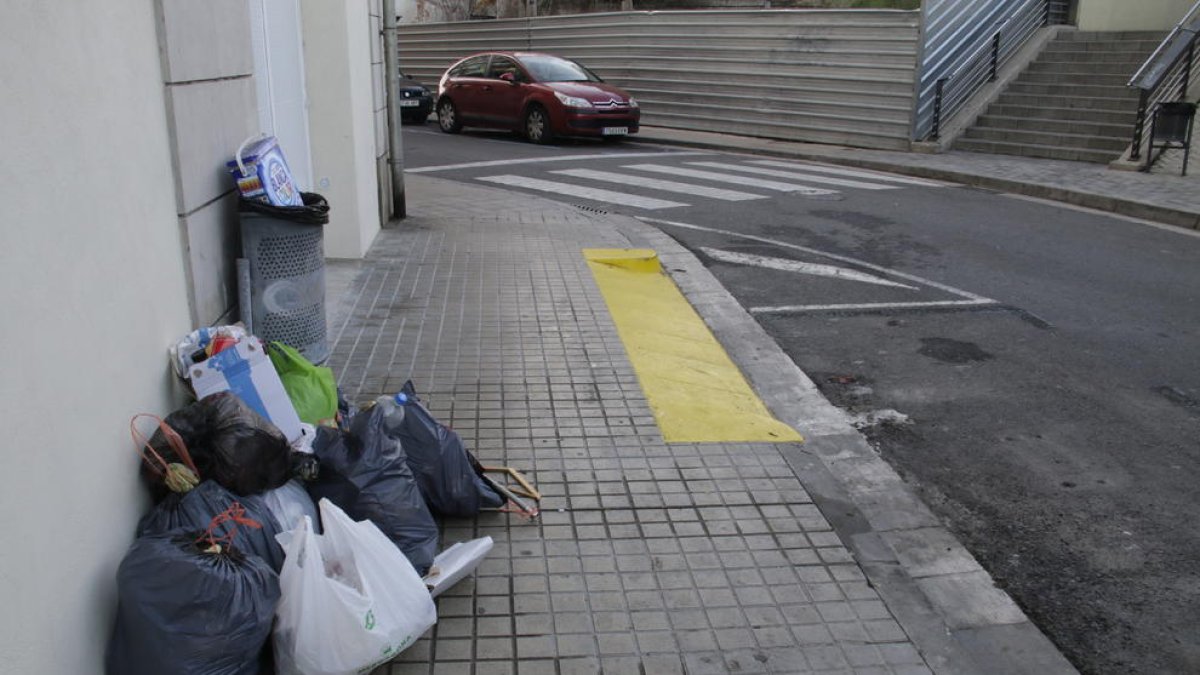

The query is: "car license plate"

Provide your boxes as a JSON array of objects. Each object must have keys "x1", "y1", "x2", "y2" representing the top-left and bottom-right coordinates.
[
  {"x1": 399, "y1": 100, "x2": 420, "y2": 107},
  {"x1": 602, "y1": 127, "x2": 628, "y2": 136}
]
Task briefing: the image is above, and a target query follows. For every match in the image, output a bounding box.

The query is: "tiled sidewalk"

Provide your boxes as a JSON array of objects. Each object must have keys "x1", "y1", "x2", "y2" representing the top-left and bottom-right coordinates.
[{"x1": 327, "y1": 175, "x2": 932, "y2": 674}]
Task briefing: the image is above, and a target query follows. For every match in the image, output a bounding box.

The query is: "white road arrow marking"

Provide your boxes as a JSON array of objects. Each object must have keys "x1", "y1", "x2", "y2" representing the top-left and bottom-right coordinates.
[{"x1": 700, "y1": 247, "x2": 918, "y2": 289}]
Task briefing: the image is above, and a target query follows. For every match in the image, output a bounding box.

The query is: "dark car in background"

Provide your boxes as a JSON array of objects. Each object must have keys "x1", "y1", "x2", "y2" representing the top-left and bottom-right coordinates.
[
  {"x1": 435, "y1": 52, "x2": 639, "y2": 143},
  {"x1": 399, "y1": 71, "x2": 434, "y2": 123}
]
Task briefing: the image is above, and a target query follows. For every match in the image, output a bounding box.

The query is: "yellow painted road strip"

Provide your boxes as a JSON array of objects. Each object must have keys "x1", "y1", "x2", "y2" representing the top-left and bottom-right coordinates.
[{"x1": 584, "y1": 248, "x2": 803, "y2": 444}]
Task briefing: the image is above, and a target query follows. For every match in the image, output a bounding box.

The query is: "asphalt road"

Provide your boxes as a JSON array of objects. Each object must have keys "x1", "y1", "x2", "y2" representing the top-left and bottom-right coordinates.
[{"x1": 401, "y1": 122, "x2": 1200, "y2": 675}]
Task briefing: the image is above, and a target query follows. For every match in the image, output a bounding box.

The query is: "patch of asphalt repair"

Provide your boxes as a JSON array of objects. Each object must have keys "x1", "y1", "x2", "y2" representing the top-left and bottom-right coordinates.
[{"x1": 618, "y1": 216, "x2": 1080, "y2": 675}]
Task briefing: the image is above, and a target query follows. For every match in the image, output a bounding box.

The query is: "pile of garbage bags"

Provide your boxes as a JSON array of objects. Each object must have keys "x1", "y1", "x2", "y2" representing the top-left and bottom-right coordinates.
[{"x1": 107, "y1": 327, "x2": 505, "y2": 675}]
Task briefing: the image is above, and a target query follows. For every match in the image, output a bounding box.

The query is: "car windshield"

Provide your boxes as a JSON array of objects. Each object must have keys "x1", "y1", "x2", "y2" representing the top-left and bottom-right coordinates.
[{"x1": 516, "y1": 55, "x2": 600, "y2": 83}]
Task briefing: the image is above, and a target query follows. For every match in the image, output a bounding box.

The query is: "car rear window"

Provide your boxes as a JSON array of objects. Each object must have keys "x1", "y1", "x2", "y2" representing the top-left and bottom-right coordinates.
[
  {"x1": 515, "y1": 55, "x2": 601, "y2": 83},
  {"x1": 449, "y1": 56, "x2": 488, "y2": 78}
]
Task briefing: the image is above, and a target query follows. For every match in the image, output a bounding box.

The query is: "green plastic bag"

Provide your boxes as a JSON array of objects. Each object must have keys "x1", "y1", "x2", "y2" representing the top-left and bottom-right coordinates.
[{"x1": 268, "y1": 341, "x2": 338, "y2": 426}]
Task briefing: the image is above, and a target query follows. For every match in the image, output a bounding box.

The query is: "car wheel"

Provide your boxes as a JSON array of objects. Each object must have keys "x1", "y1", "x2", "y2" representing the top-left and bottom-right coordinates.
[
  {"x1": 437, "y1": 99, "x2": 461, "y2": 134},
  {"x1": 524, "y1": 105, "x2": 554, "y2": 145}
]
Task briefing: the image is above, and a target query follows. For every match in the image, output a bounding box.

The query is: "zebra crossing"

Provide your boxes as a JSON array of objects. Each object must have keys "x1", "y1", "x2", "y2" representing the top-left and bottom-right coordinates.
[{"x1": 472, "y1": 158, "x2": 945, "y2": 211}]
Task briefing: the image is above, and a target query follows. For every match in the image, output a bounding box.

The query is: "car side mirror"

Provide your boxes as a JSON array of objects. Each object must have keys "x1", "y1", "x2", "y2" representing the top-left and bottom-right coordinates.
[{"x1": 499, "y1": 72, "x2": 518, "y2": 84}]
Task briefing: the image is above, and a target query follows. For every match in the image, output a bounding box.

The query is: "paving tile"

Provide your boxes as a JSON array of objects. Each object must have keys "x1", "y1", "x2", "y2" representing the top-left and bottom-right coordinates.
[
  {"x1": 556, "y1": 633, "x2": 598, "y2": 658},
  {"x1": 635, "y1": 630, "x2": 679, "y2": 654},
  {"x1": 596, "y1": 632, "x2": 638, "y2": 655},
  {"x1": 475, "y1": 637, "x2": 514, "y2": 660},
  {"x1": 516, "y1": 635, "x2": 556, "y2": 659},
  {"x1": 475, "y1": 662, "x2": 515, "y2": 675}
]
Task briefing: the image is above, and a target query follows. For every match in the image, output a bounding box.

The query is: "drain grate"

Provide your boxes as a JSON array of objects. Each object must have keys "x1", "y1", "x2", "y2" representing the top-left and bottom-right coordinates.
[{"x1": 574, "y1": 204, "x2": 609, "y2": 215}]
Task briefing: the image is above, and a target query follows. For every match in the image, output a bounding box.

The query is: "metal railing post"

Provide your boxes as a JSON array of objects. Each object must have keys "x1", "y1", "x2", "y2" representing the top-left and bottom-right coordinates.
[
  {"x1": 990, "y1": 32, "x2": 1001, "y2": 81},
  {"x1": 1183, "y1": 40, "x2": 1195, "y2": 99},
  {"x1": 1131, "y1": 89, "x2": 1150, "y2": 160},
  {"x1": 932, "y1": 78, "x2": 946, "y2": 140}
]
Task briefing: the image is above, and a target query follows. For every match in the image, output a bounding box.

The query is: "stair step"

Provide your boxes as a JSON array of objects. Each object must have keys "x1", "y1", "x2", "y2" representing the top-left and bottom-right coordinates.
[
  {"x1": 974, "y1": 114, "x2": 1132, "y2": 138},
  {"x1": 1034, "y1": 50, "x2": 1155, "y2": 64},
  {"x1": 1006, "y1": 82, "x2": 1141, "y2": 98},
  {"x1": 1057, "y1": 30, "x2": 1166, "y2": 42},
  {"x1": 1027, "y1": 61, "x2": 1139, "y2": 75},
  {"x1": 953, "y1": 29, "x2": 1164, "y2": 166},
  {"x1": 963, "y1": 126, "x2": 1129, "y2": 151},
  {"x1": 987, "y1": 104, "x2": 1137, "y2": 125},
  {"x1": 954, "y1": 138, "x2": 1121, "y2": 164},
  {"x1": 1044, "y1": 40, "x2": 1164, "y2": 53},
  {"x1": 1017, "y1": 71, "x2": 1133, "y2": 87},
  {"x1": 995, "y1": 92, "x2": 1137, "y2": 112}
]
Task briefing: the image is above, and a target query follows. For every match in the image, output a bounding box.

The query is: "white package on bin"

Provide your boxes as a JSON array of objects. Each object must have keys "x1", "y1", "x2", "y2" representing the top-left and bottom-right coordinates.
[{"x1": 228, "y1": 134, "x2": 303, "y2": 206}]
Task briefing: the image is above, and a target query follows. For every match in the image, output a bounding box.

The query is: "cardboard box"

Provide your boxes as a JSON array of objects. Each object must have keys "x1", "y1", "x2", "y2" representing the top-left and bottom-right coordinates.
[{"x1": 189, "y1": 337, "x2": 304, "y2": 443}]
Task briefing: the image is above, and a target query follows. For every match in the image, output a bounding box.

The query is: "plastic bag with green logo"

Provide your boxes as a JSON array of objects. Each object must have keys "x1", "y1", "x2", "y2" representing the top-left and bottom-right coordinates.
[
  {"x1": 273, "y1": 499, "x2": 436, "y2": 675},
  {"x1": 268, "y1": 341, "x2": 338, "y2": 426}
]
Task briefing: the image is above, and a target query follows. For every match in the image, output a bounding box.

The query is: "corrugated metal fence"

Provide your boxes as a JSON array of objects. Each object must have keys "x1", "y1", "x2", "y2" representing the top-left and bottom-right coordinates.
[
  {"x1": 397, "y1": 10, "x2": 921, "y2": 150},
  {"x1": 913, "y1": 0, "x2": 1051, "y2": 140}
]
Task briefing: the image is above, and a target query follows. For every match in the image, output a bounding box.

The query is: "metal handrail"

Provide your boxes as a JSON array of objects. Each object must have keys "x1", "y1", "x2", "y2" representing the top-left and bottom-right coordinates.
[
  {"x1": 1128, "y1": 1, "x2": 1200, "y2": 162},
  {"x1": 1130, "y1": 0, "x2": 1200, "y2": 88},
  {"x1": 924, "y1": 0, "x2": 1051, "y2": 141}
]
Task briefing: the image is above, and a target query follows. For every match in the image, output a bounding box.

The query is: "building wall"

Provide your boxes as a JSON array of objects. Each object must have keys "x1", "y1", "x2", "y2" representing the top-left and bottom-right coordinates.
[
  {"x1": 158, "y1": 0, "x2": 259, "y2": 325},
  {"x1": 0, "y1": 2, "x2": 195, "y2": 673},
  {"x1": 1077, "y1": 0, "x2": 1193, "y2": 31},
  {"x1": 249, "y1": 0, "x2": 316, "y2": 192},
  {"x1": 302, "y1": 0, "x2": 383, "y2": 259}
]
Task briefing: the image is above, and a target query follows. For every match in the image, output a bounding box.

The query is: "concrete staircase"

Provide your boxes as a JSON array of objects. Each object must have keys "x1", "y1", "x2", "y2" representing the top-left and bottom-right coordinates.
[{"x1": 955, "y1": 31, "x2": 1165, "y2": 163}]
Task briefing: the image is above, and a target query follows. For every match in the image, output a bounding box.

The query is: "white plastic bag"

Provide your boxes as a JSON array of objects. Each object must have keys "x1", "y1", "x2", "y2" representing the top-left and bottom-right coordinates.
[
  {"x1": 263, "y1": 479, "x2": 321, "y2": 533},
  {"x1": 274, "y1": 499, "x2": 437, "y2": 675}
]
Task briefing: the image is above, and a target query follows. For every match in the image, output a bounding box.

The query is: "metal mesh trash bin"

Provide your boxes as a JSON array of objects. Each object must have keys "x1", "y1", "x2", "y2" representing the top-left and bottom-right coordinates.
[
  {"x1": 238, "y1": 192, "x2": 330, "y2": 364},
  {"x1": 1148, "y1": 101, "x2": 1196, "y2": 176}
]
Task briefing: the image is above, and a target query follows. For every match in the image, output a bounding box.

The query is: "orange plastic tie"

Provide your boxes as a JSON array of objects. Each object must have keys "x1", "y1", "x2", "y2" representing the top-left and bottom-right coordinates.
[{"x1": 196, "y1": 502, "x2": 263, "y2": 552}]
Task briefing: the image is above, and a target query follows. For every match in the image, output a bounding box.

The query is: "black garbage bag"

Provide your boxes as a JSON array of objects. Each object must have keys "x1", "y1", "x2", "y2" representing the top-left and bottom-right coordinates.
[
  {"x1": 306, "y1": 405, "x2": 438, "y2": 574},
  {"x1": 137, "y1": 480, "x2": 285, "y2": 572},
  {"x1": 238, "y1": 191, "x2": 330, "y2": 224},
  {"x1": 388, "y1": 381, "x2": 503, "y2": 517},
  {"x1": 106, "y1": 518, "x2": 280, "y2": 675},
  {"x1": 143, "y1": 392, "x2": 291, "y2": 500}
]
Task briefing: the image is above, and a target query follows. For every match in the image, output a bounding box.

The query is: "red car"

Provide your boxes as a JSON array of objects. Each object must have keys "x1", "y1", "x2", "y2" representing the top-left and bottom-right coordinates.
[{"x1": 436, "y1": 52, "x2": 640, "y2": 144}]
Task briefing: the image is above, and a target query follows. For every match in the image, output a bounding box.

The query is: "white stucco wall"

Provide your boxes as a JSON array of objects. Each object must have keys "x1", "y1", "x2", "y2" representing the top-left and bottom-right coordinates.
[
  {"x1": 250, "y1": 0, "x2": 315, "y2": 192},
  {"x1": 302, "y1": 0, "x2": 382, "y2": 259},
  {"x1": 0, "y1": 2, "x2": 194, "y2": 673},
  {"x1": 1077, "y1": 0, "x2": 1193, "y2": 31}
]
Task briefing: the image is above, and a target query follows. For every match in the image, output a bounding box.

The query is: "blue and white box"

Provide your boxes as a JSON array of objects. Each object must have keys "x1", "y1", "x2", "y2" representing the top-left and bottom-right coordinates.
[
  {"x1": 227, "y1": 135, "x2": 303, "y2": 207},
  {"x1": 188, "y1": 337, "x2": 304, "y2": 443}
]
